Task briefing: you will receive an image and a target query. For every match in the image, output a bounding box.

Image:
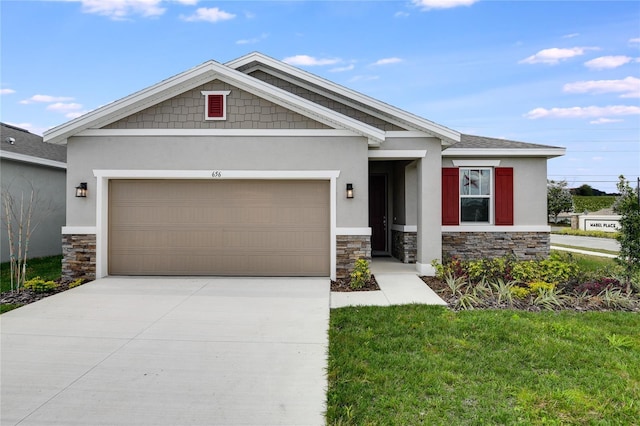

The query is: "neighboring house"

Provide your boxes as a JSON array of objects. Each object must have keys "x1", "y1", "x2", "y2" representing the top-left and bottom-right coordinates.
[
  {"x1": 43, "y1": 52, "x2": 564, "y2": 282},
  {"x1": 1, "y1": 123, "x2": 67, "y2": 263}
]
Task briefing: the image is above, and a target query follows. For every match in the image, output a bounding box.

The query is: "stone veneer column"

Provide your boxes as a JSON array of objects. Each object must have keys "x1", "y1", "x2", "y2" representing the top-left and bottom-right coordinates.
[
  {"x1": 62, "y1": 234, "x2": 96, "y2": 282},
  {"x1": 336, "y1": 235, "x2": 371, "y2": 279},
  {"x1": 391, "y1": 230, "x2": 417, "y2": 263}
]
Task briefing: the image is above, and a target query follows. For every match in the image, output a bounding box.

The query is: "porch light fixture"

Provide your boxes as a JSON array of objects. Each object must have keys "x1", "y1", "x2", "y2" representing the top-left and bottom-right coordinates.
[
  {"x1": 75, "y1": 182, "x2": 87, "y2": 198},
  {"x1": 346, "y1": 183, "x2": 354, "y2": 199}
]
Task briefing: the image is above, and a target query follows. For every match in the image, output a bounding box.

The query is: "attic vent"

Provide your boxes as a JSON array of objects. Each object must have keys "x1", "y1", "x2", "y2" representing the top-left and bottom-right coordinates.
[
  {"x1": 201, "y1": 90, "x2": 231, "y2": 121},
  {"x1": 5, "y1": 137, "x2": 15, "y2": 145}
]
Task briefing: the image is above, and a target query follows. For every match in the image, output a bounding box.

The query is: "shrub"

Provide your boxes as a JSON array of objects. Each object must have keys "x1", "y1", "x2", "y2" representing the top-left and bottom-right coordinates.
[
  {"x1": 349, "y1": 259, "x2": 371, "y2": 290},
  {"x1": 510, "y1": 286, "x2": 530, "y2": 300},
  {"x1": 68, "y1": 278, "x2": 84, "y2": 289},
  {"x1": 528, "y1": 281, "x2": 555, "y2": 293},
  {"x1": 24, "y1": 277, "x2": 58, "y2": 293}
]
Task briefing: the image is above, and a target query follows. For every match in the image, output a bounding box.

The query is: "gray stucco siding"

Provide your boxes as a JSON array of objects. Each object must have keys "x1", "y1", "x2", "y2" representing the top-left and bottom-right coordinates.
[
  {"x1": 104, "y1": 80, "x2": 330, "y2": 130},
  {"x1": 66, "y1": 135, "x2": 369, "y2": 228},
  {"x1": 441, "y1": 157, "x2": 548, "y2": 226},
  {"x1": 1, "y1": 160, "x2": 66, "y2": 262}
]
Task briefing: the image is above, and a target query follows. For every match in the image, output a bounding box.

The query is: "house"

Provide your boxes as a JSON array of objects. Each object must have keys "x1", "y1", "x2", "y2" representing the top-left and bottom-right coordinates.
[
  {"x1": 42, "y1": 52, "x2": 565, "y2": 282},
  {"x1": 1, "y1": 123, "x2": 67, "y2": 263}
]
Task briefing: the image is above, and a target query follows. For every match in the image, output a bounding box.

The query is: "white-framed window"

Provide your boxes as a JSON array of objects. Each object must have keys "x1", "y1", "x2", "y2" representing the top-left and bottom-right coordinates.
[
  {"x1": 201, "y1": 90, "x2": 231, "y2": 121},
  {"x1": 460, "y1": 168, "x2": 492, "y2": 223}
]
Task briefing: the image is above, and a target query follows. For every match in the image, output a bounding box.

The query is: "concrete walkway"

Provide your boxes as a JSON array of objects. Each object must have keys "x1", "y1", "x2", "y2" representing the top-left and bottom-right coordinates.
[
  {"x1": 1, "y1": 277, "x2": 329, "y2": 426},
  {"x1": 331, "y1": 258, "x2": 447, "y2": 308}
]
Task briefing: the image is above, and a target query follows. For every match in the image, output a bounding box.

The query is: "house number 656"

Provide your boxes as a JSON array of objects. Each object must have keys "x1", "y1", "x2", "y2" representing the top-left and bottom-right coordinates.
[{"x1": 212, "y1": 171, "x2": 222, "y2": 178}]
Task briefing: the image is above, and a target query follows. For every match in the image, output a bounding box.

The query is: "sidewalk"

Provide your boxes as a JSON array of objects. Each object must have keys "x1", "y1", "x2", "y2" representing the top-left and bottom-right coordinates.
[
  {"x1": 550, "y1": 234, "x2": 620, "y2": 258},
  {"x1": 330, "y1": 258, "x2": 447, "y2": 308}
]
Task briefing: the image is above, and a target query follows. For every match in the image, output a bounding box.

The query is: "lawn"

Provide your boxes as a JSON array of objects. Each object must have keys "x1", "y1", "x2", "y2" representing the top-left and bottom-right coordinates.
[
  {"x1": 0, "y1": 255, "x2": 62, "y2": 313},
  {"x1": 328, "y1": 305, "x2": 640, "y2": 425}
]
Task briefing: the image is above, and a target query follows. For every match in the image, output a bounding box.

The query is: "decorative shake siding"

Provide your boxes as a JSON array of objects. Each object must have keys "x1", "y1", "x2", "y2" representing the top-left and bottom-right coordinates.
[
  {"x1": 104, "y1": 81, "x2": 329, "y2": 130},
  {"x1": 391, "y1": 230, "x2": 417, "y2": 263},
  {"x1": 442, "y1": 232, "x2": 550, "y2": 260},
  {"x1": 248, "y1": 70, "x2": 403, "y2": 132},
  {"x1": 336, "y1": 235, "x2": 372, "y2": 279},
  {"x1": 62, "y1": 234, "x2": 96, "y2": 282}
]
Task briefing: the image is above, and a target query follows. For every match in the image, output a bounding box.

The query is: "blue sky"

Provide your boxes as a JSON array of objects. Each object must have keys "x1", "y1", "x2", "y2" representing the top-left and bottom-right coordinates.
[{"x1": 1, "y1": 0, "x2": 638, "y2": 193}]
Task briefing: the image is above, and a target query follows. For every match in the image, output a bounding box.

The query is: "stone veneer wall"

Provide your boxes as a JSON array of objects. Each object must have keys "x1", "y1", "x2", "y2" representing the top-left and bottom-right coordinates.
[
  {"x1": 391, "y1": 230, "x2": 417, "y2": 263},
  {"x1": 336, "y1": 235, "x2": 371, "y2": 280},
  {"x1": 62, "y1": 234, "x2": 96, "y2": 282},
  {"x1": 442, "y1": 232, "x2": 550, "y2": 260}
]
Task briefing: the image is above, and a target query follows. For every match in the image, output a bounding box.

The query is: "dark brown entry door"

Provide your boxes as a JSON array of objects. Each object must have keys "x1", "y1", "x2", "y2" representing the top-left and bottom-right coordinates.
[{"x1": 369, "y1": 175, "x2": 387, "y2": 253}]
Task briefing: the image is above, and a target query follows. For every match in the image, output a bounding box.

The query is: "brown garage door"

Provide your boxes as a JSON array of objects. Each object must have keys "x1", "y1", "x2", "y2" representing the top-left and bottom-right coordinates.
[{"x1": 108, "y1": 179, "x2": 329, "y2": 276}]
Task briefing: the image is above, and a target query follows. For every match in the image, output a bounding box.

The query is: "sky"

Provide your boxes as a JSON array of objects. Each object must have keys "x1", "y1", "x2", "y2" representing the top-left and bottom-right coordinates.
[{"x1": 1, "y1": 0, "x2": 639, "y2": 194}]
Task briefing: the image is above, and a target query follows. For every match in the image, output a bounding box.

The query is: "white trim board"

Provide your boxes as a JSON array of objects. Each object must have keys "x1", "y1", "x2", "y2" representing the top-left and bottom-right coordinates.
[
  {"x1": 0, "y1": 151, "x2": 67, "y2": 169},
  {"x1": 391, "y1": 224, "x2": 417, "y2": 232},
  {"x1": 336, "y1": 227, "x2": 372, "y2": 236},
  {"x1": 368, "y1": 150, "x2": 427, "y2": 160},
  {"x1": 62, "y1": 226, "x2": 97, "y2": 235},
  {"x1": 77, "y1": 129, "x2": 360, "y2": 138},
  {"x1": 443, "y1": 148, "x2": 566, "y2": 159},
  {"x1": 92, "y1": 169, "x2": 340, "y2": 281}
]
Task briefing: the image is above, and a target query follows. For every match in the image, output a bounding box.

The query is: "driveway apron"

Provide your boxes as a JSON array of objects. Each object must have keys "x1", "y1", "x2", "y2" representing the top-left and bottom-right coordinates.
[{"x1": 1, "y1": 277, "x2": 330, "y2": 426}]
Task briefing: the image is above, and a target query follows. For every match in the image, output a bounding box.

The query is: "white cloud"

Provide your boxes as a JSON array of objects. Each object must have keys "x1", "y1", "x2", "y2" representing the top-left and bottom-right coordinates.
[
  {"x1": 1, "y1": 88, "x2": 16, "y2": 95},
  {"x1": 236, "y1": 33, "x2": 268, "y2": 45},
  {"x1": 629, "y1": 38, "x2": 640, "y2": 45},
  {"x1": 46, "y1": 102, "x2": 84, "y2": 113},
  {"x1": 524, "y1": 105, "x2": 640, "y2": 119},
  {"x1": 584, "y1": 55, "x2": 633, "y2": 70},
  {"x1": 65, "y1": 111, "x2": 89, "y2": 119},
  {"x1": 563, "y1": 33, "x2": 580, "y2": 39},
  {"x1": 590, "y1": 118, "x2": 623, "y2": 125},
  {"x1": 395, "y1": 11, "x2": 410, "y2": 18},
  {"x1": 563, "y1": 76, "x2": 640, "y2": 98},
  {"x1": 282, "y1": 55, "x2": 341, "y2": 66},
  {"x1": 348, "y1": 75, "x2": 380, "y2": 83},
  {"x1": 371, "y1": 57, "x2": 403, "y2": 66},
  {"x1": 412, "y1": 0, "x2": 479, "y2": 10},
  {"x1": 175, "y1": 0, "x2": 198, "y2": 4},
  {"x1": 77, "y1": 0, "x2": 166, "y2": 20},
  {"x1": 20, "y1": 94, "x2": 75, "y2": 104},
  {"x1": 519, "y1": 47, "x2": 598, "y2": 65},
  {"x1": 181, "y1": 7, "x2": 235, "y2": 22},
  {"x1": 330, "y1": 64, "x2": 355, "y2": 72}
]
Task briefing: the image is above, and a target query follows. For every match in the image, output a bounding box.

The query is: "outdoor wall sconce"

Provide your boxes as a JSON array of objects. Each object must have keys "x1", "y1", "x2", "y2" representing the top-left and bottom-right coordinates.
[
  {"x1": 346, "y1": 183, "x2": 354, "y2": 199},
  {"x1": 75, "y1": 182, "x2": 87, "y2": 198}
]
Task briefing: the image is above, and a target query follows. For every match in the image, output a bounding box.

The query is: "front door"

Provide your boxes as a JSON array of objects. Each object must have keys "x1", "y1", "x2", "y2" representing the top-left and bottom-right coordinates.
[{"x1": 369, "y1": 174, "x2": 387, "y2": 253}]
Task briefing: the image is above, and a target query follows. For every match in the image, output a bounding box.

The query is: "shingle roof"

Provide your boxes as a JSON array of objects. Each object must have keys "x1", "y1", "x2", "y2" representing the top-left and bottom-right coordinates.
[
  {"x1": 453, "y1": 134, "x2": 562, "y2": 150},
  {"x1": 1, "y1": 123, "x2": 66, "y2": 162}
]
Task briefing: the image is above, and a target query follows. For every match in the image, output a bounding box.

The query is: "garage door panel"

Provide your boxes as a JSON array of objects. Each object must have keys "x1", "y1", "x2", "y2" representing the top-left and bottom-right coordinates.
[{"x1": 109, "y1": 180, "x2": 329, "y2": 276}]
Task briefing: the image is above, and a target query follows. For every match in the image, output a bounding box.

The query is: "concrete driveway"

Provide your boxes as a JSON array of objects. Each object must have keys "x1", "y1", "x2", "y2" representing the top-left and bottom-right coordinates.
[{"x1": 1, "y1": 277, "x2": 329, "y2": 426}]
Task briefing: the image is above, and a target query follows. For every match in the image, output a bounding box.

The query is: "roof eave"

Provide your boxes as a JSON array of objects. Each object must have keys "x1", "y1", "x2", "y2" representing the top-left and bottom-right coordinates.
[
  {"x1": 442, "y1": 148, "x2": 566, "y2": 159},
  {"x1": 44, "y1": 58, "x2": 385, "y2": 145},
  {"x1": 227, "y1": 52, "x2": 460, "y2": 144}
]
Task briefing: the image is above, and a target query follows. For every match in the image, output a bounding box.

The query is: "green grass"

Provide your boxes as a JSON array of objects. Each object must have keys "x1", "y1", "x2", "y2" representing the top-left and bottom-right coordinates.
[
  {"x1": 552, "y1": 228, "x2": 619, "y2": 239},
  {"x1": 328, "y1": 306, "x2": 640, "y2": 425},
  {"x1": 551, "y1": 250, "x2": 618, "y2": 274},
  {"x1": 0, "y1": 255, "x2": 62, "y2": 293}
]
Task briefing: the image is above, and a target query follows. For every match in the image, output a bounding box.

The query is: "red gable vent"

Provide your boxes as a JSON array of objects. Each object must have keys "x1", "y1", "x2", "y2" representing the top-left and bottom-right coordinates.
[
  {"x1": 201, "y1": 90, "x2": 230, "y2": 120},
  {"x1": 208, "y1": 94, "x2": 224, "y2": 118}
]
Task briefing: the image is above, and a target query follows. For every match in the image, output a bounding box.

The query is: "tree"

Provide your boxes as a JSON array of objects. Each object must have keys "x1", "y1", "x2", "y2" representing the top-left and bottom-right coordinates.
[
  {"x1": 613, "y1": 175, "x2": 640, "y2": 293},
  {"x1": 1, "y1": 178, "x2": 52, "y2": 292},
  {"x1": 575, "y1": 184, "x2": 594, "y2": 196},
  {"x1": 547, "y1": 180, "x2": 573, "y2": 223}
]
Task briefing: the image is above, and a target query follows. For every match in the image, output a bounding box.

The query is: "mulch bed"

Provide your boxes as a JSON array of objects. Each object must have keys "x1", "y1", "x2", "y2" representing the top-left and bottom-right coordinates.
[
  {"x1": 331, "y1": 275, "x2": 380, "y2": 292},
  {"x1": 1, "y1": 280, "x2": 76, "y2": 306}
]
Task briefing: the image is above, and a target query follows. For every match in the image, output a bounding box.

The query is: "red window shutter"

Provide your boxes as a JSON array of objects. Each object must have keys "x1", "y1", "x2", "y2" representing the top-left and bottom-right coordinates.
[
  {"x1": 207, "y1": 94, "x2": 224, "y2": 118},
  {"x1": 495, "y1": 167, "x2": 514, "y2": 226},
  {"x1": 442, "y1": 168, "x2": 459, "y2": 225}
]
